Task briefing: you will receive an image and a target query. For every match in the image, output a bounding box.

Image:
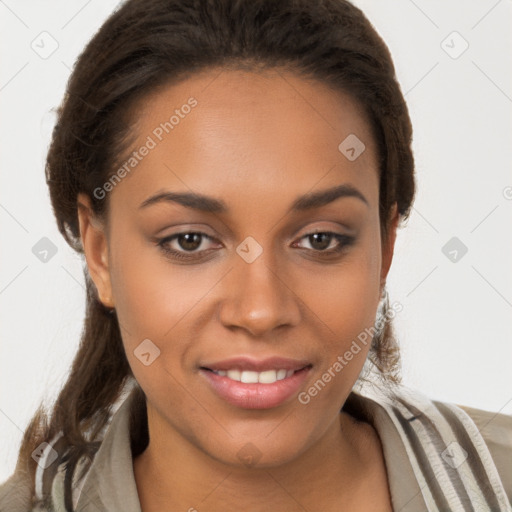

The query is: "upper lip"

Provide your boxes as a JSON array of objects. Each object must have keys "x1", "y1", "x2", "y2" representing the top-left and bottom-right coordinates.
[{"x1": 200, "y1": 356, "x2": 312, "y2": 372}]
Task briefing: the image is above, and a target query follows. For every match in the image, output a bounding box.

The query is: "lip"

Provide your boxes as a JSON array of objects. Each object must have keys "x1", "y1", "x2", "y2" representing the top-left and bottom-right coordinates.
[{"x1": 199, "y1": 357, "x2": 312, "y2": 409}]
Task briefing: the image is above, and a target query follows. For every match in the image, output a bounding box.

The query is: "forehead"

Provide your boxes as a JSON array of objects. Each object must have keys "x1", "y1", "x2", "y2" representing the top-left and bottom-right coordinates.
[{"x1": 109, "y1": 67, "x2": 379, "y2": 214}]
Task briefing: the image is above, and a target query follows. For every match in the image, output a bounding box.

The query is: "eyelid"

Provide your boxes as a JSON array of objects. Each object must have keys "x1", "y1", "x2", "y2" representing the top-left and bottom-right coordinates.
[
  {"x1": 156, "y1": 227, "x2": 355, "y2": 262},
  {"x1": 157, "y1": 222, "x2": 353, "y2": 247}
]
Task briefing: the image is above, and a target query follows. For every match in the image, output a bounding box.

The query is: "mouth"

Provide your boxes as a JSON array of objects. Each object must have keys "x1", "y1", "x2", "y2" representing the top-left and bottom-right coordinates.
[
  {"x1": 201, "y1": 367, "x2": 305, "y2": 383},
  {"x1": 199, "y1": 357, "x2": 312, "y2": 409}
]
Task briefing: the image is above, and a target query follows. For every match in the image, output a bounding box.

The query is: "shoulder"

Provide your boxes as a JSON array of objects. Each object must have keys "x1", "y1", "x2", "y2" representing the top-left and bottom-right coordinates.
[
  {"x1": 0, "y1": 455, "x2": 90, "y2": 512},
  {"x1": 356, "y1": 383, "x2": 512, "y2": 508},
  {"x1": 455, "y1": 402, "x2": 512, "y2": 504},
  {"x1": 398, "y1": 387, "x2": 512, "y2": 502},
  {"x1": 0, "y1": 467, "x2": 35, "y2": 511},
  {"x1": 0, "y1": 439, "x2": 91, "y2": 512}
]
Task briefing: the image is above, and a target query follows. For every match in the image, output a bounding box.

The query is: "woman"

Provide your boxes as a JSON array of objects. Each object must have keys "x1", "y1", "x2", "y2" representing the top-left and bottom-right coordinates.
[{"x1": 1, "y1": 0, "x2": 510, "y2": 510}]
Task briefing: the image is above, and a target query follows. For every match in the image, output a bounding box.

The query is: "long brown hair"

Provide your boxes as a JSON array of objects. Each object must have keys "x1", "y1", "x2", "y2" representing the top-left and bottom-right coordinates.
[{"x1": 15, "y1": 0, "x2": 415, "y2": 508}]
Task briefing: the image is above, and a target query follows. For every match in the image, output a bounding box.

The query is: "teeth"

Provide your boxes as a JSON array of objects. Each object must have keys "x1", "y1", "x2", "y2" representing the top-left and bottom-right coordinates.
[
  {"x1": 258, "y1": 370, "x2": 277, "y2": 384},
  {"x1": 214, "y1": 369, "x2": 296, "y2": 383},
  {"x1": 226, "y1": 369, "x2": 241, "y2": 381},
  {"x1": 241, "y1": 371, "x2": 259, "y2": 383}
]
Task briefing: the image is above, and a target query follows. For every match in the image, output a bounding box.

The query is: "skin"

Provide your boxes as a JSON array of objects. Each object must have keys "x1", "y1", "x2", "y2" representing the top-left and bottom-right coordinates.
[{"x1": 77, "y1": 67, "x2": 399, "y2": 511}]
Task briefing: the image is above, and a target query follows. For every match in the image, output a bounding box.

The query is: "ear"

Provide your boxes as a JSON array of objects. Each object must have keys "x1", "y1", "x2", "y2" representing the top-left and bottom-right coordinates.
[
  {"x1": 77, "y1": 193, "x2": 114, "y2": 309},
  {"x1": 380, "y1": 202, "x2": 399, "y2": 292}
]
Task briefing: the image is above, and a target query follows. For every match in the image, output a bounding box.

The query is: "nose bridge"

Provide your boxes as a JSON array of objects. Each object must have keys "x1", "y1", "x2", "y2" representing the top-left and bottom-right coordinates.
[{"x1": 218, "y1": 236, "x2": 301, "y2": 335}]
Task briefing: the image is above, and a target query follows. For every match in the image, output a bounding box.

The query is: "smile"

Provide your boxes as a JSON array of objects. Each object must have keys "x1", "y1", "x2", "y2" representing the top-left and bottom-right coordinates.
[
  {"x1": 209, "y1": 369, "x2": 295, "y2": 384},
  {"x1": 199, "y1": 357, "x2": 312, "y2": 409}
]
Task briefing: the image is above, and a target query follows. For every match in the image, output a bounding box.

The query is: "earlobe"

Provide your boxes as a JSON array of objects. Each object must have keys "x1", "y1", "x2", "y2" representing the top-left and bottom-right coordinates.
[
  {"x1": 77, "y1": 193, "x2": 114, "y2": 309},
  {"x1": 380, "y1": 202, "x2": 399, "y2": 290}
]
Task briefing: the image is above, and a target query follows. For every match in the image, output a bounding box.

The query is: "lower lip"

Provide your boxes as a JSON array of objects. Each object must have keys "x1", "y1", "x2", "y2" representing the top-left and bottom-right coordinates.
[{"x1": 200, "y1": 367, "x2": 311, "y2": 410}]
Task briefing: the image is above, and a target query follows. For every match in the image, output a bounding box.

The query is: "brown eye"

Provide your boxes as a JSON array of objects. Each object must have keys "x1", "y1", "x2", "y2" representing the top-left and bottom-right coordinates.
[
  {"x1": 307, "y1": 233, "x2": 333, "y2": 251},
  {"x1": 294, "y1": 232, "x2": 355, "y2": 254},
  {"x1": 157, "y1": 232, "x2": 217, "y2": 261},
  {"x1": 176, "y1": 233, "x2": 203, "y2": 251}
]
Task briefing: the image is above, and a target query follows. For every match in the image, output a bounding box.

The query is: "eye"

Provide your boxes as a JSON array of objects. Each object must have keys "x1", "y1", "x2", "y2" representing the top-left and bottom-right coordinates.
[
  {"x1": 292, "y1": 231, "x2": 355, "y2": 255},
  {"x1": 156, "y1": 230, "x2": 355, "y2": 262},
  {"x1": 157, "y1": 232, "x2": 218, "y2": 261}
]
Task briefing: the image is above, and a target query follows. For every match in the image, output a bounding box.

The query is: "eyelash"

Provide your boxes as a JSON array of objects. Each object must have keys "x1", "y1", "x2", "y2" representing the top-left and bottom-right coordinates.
[{"x1": 156, "y1": 231, "x2": 355, "y2": 262}]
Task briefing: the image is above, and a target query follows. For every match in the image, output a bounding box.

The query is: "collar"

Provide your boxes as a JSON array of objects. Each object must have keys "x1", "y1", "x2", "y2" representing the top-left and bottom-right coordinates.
[
  {"x1": 74, "y1": 388, "x2": 142, "y2": 511},
  {"x1": 72, "y1": 384, "x2": 427, "y2": 511}
]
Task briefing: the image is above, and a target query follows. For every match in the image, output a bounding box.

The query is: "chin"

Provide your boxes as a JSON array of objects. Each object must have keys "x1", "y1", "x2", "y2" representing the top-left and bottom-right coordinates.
[{"x1": 199, "y1": 427, "x2": 315, "y2": 471}]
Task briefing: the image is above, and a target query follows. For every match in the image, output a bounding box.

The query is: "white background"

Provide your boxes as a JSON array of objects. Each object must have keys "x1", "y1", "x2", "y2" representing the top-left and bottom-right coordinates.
[{"x1": 1, "y1": 0, "x2": 511, "y2": 482}]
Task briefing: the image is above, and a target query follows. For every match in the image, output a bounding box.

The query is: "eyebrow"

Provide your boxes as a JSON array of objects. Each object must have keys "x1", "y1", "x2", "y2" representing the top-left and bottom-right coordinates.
[{"x1": 138, "y1": 183, "x2": 369, "y2": 213}]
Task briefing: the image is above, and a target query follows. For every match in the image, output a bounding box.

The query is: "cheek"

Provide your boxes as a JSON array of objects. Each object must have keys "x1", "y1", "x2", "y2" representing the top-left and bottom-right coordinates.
[
  {"x1": 300, "y1": 238, "x2": 382, "y2": 386},
  {"x1": 109, "y1": 225, "x2": 214, "y2": 333},
  {"x1": 310, "y1": 234, "x2": 381, "y2": 328},
  {"x1": 324, "y1": 260, "x2": 380, "y2": 338},
  {"x1": 109, "y1": 236, "x2": 230, "y2": 388}
]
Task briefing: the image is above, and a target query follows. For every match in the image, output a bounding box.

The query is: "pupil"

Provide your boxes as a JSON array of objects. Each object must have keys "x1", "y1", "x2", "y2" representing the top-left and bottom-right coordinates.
[
  {"x1": 310, "y1": 233, "x2": 331, "y2": 251},
  {"x1": 179, "y1": 233, "x2": 201, "y2": 251}
]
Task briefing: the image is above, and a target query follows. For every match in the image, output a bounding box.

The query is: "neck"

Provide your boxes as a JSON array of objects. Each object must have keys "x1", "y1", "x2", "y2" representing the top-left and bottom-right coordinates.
[{"x1": 133, "y1": 408, "x2": 370, "y2": 512}]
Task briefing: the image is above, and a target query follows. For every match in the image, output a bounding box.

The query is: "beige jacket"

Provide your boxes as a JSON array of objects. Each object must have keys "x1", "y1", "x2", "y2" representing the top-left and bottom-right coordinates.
[{"x1": 1, "y1": 383, "x2": 511, "y2": 511}]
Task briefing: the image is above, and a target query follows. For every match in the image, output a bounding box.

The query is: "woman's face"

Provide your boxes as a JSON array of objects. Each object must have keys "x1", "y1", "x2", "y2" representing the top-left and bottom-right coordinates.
[{"x1": 79, "y1": 67, "x2": 397, "y2": 468}]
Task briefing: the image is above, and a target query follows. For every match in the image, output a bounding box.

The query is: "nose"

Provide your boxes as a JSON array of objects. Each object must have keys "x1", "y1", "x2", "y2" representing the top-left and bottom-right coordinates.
[{"x1": 218, "y1": 248, "x2": 301, "y2": 337}]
